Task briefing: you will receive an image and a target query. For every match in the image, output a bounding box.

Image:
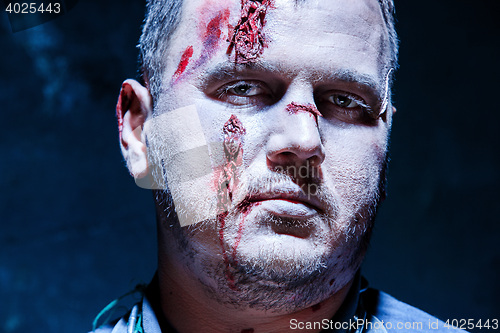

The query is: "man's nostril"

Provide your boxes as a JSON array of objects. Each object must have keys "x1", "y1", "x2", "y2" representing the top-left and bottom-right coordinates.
[{"x1": 308, "y1": 155, "x2": 323, "y2": 168}]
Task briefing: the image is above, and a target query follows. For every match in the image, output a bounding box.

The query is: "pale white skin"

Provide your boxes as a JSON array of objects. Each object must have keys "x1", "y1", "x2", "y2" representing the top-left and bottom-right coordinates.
[{"x1": 118, "y1": 0, "x2": 394, "y2": 332}]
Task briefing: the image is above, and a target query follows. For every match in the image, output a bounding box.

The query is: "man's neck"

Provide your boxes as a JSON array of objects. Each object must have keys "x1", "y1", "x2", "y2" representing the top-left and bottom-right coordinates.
[{"x1": 157, "y1": 260, "x2": 354, "y2": 333}]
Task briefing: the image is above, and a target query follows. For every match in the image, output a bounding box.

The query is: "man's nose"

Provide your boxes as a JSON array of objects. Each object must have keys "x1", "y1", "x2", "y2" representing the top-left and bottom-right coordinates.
[{"x1": 266, "y1": 101, "x2": 325, "y2": 169}]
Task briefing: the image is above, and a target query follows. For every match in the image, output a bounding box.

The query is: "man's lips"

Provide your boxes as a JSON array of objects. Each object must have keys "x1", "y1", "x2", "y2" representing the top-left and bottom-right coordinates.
[
  {"x1": 248, "y1": 191, "x2": 322, "y2": 208},
  {"x1": 243, "y1": 191, "x2": 324, "y2": 217}
]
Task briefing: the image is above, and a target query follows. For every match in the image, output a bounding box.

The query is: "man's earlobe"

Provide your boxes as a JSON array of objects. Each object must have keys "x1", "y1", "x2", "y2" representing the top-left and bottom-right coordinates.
[{"x1": 116, "y1": 79, "x2": 153, "y2": 178}]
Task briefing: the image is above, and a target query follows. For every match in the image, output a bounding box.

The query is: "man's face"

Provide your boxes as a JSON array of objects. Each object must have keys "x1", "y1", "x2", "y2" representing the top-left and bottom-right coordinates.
[{"x1": 148, "y1": 0, "x2": 392, "y2": 310}]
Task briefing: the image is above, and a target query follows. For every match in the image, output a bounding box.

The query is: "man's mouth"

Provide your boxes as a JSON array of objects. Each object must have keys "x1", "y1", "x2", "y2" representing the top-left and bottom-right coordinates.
[{"x1": 239, "y1": 189, "x2": 324, "y2": 219}]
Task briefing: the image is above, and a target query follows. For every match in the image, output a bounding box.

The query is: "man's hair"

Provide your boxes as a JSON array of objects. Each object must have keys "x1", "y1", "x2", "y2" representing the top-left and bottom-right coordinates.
[
  {"x1": 138, "y1": 0, "x2": 399, "y2": 104},
  {"x1": 139, "y1": 0, "x2": 183, "y2": 103}
]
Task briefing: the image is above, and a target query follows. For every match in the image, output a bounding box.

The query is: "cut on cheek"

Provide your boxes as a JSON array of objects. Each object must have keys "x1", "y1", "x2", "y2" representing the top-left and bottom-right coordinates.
[
  {"x1": 227, "y1": 0, "x2": 274, "y2": 63},
  {"x1": 216, "y1": 115, "x2": 246, "y2": 290}
]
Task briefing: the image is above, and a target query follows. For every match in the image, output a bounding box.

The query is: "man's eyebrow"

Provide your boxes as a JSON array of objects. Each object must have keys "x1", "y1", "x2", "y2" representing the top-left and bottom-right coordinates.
[
  {"x1": 199, "y1": 60, "x2": 282, "y2": 83},
  {"x1": 321, "y1": 69, "x2": 385, "y2": 101}
]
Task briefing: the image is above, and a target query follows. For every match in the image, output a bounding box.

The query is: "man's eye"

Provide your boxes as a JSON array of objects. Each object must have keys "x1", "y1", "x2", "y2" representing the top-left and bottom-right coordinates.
[
  {"x1": 319, "y1": 92, "x2": 376, "y2": 125},
  {"x1": 213, "y1": 80, "x2": 274, "y2": 106},
  {"x1": 329, "y1": 94, "x2": 360, "y2": 108},
  {"x1": 225, "y1": 82, "x2": 264, "y2": 97}
]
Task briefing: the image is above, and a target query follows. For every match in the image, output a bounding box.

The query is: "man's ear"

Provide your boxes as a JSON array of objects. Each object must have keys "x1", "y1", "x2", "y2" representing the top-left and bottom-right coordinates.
[{"x1": 116, "y1": 79, "x2": 152, "y2": 178}]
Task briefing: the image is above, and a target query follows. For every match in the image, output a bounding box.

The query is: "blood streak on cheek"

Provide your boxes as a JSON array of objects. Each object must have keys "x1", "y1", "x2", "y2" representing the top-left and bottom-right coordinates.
[
  {"x1": 217, "y1": 115, "x2": 246, "y2": 290},
  {"x1": 231, "y1": 201, "x2": 261, "y2": 265},
  {"x1": 227, "y1": 0, "x2": 274, "y2": 63},
  {"x1": 203, "y1": 9, "x2": 231, "y2": 55},
  {"x1": 286, "y1": 102, "x2": 322, "y2": 123},
  {"x1": 172, "y1": 8, "x2": 230, "y2": 82},
  {"x1": 192, "y1": 8, "x2": 231, "y2": 70},
  {"x1": 173, "y1": 45, "x2": 194, "y2": 80}
]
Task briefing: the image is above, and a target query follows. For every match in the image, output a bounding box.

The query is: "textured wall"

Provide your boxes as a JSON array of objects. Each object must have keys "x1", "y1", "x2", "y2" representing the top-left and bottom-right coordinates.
[{"x1": 0, "y1": 1, "x2": 498, "y2": 332}]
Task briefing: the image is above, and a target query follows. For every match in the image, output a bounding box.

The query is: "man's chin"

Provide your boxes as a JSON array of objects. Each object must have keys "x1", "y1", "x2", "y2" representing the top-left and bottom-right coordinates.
[
  {"x1": 211, "y1": 237, "x2": 357, "y2": 312},
  {"x1": 228, "y1": 231, "x2": 335, "y2": 284},
  {"x1": 233, "y1": 250, "x2": 329, "y2": 287}
]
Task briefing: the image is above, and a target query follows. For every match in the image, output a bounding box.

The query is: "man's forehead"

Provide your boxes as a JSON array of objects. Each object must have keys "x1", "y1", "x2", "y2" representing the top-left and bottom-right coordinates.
[
  {"x1": 272, "y1": 0, "x2": 385, "y2": 25},
  {"x1": 175, "y1": 0, "x2": 386, "y2": 42},
  {"x1": 165, "y1": 0, "x2": 389, "y2": 92},
  {"x1": 178, "y1": 0, "x2": 386, "y2": 33},
  {"x1": 263, "y1": 0, "x2": 388, "y2": 73}
]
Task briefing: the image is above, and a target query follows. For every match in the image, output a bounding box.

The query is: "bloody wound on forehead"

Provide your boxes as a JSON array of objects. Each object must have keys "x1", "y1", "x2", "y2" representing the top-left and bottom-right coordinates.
[{"x1": 227, "y1": 0, "x2": 274, "y2": 63}]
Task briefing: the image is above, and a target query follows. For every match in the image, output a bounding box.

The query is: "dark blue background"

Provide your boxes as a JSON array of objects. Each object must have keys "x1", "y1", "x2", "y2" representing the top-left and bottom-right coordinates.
[{"x1": 1, "y1": 1, "x2": 499, "y2": 332}]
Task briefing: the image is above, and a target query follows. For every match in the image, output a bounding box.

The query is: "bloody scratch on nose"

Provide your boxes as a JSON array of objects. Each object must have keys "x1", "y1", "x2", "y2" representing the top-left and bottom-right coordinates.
[{"x1": 286, "y1": 102, "x2": 322, "y2": 122}]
